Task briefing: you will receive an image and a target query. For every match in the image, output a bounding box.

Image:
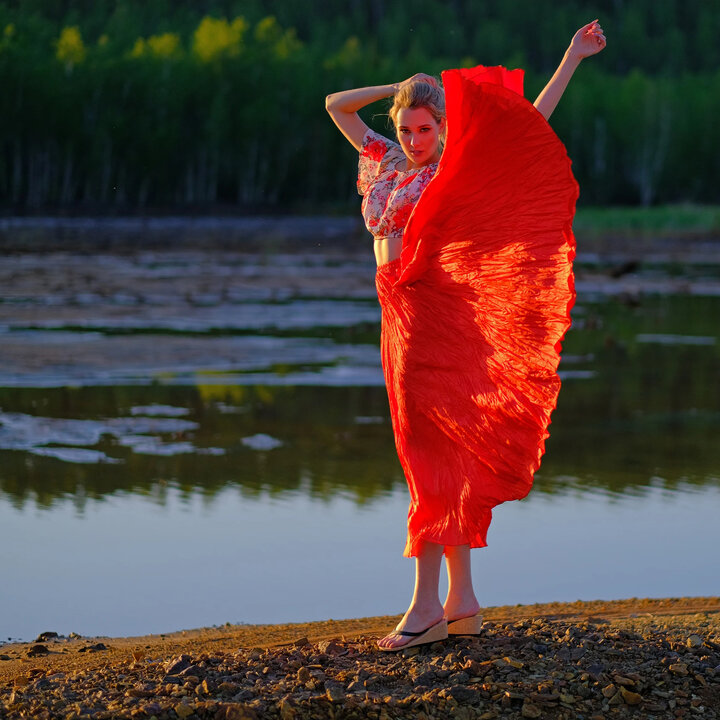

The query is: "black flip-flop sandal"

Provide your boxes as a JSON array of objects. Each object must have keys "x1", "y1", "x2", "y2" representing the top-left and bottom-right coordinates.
[{"x1": 378, "y1": 619, "x2": 448, "y2": 652}]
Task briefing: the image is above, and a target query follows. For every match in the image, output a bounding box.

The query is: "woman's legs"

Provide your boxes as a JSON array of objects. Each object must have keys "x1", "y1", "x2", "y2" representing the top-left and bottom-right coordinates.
[
  {"x1": 377, "y1": 539, "x2": 445, "y2": 650},
  {"x1": 443, "y1": 544, "x2": 481, "y2": 620},
  {"x1": 377, "y1": 542, "x2": 481, "y2": 649}
]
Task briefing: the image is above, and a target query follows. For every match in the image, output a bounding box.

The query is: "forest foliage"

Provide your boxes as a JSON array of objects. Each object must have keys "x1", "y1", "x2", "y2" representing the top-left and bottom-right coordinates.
[{"x1": 0, "y1": 0, "x2": 718, "y2": 212}]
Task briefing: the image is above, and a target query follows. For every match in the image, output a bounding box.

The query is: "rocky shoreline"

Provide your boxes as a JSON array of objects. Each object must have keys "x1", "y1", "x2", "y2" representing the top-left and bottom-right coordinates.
[{"x1": 2, "y1": 598, "x2": 719, "y2": 719}]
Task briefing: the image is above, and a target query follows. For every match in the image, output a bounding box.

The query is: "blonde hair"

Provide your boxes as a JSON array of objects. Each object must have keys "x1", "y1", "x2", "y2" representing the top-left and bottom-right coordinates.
[{"x1": 389, "y1": 78, "x2": 446, "y2": 142}]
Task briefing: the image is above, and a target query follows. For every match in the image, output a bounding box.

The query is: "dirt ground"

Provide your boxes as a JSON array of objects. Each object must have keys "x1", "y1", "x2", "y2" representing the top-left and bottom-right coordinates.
[{"x1": 2, "y1": 596, "x2": 718, "y2": 684}]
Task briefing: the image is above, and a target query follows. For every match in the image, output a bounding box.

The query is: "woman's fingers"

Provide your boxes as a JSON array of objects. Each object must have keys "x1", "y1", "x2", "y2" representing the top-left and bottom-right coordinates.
[
  {"x1": 584, "y1": 20, "x2": 602, "y2": 32},
  {"x1": 582, "y1": 19, "x2": 606, "y2": 47},
  {"x1": 400, "y1": 73, "x2": 429, "y2": 87}
]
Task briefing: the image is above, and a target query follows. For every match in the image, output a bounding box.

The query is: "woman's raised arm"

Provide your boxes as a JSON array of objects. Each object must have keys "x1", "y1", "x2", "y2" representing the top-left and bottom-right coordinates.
[
  {"x1": 533, "y1": 20, "x2": 607, "y2": 122},
  {"x1": 326, "y1": 74, "x2": 434, "y2": 151},
  {"x1": 325, "y1": 85, "x2": 397, "y2": 151}
]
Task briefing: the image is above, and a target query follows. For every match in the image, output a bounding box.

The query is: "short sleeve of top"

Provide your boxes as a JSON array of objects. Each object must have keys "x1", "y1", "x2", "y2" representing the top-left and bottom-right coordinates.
[{"x1": 357, "y1": 128, "x2": 438, "y2": 240}]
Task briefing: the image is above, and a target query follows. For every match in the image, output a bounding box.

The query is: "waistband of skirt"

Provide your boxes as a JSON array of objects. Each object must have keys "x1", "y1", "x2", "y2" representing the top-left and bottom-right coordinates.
[{"x1": 376, "y1": 257, "x2": 401, "y2": 275}]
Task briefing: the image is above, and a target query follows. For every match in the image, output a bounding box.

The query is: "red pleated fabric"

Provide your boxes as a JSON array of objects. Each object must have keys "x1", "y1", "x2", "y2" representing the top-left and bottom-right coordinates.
[{"x1": 376, "y1": 66, "x2": 579, "y2": 557}]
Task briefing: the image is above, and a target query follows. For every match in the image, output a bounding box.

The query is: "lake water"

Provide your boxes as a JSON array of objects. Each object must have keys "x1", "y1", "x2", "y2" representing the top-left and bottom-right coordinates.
[{"x1": 1, "y1": 236, "x2": 719, "y2": 641}]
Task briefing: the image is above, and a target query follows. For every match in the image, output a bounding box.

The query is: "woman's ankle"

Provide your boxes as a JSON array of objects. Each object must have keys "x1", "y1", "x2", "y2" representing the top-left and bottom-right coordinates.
[
  {"x1": 398, "y1": 599, "x2": 444, "y2": 628},
  {"x1": 443, "y1": 595, "x2": 481, "y2": 620}
]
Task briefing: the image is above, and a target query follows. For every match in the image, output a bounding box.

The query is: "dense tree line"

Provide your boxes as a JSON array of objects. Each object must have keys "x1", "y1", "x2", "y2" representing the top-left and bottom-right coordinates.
[{"x1": 0, "y1": 0, "x2": 718, "y2": 212}]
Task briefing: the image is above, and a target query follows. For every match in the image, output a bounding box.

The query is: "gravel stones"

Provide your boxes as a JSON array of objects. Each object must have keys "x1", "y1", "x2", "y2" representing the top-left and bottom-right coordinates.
[{"x1": 2, "y1": 613, "x2": 720, "y2": 719}]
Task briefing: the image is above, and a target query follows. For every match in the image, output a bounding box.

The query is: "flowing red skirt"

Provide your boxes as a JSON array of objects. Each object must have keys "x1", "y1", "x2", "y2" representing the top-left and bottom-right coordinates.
[{"x1": 376, "y1": 66, "x2": 579, "y2": 558}]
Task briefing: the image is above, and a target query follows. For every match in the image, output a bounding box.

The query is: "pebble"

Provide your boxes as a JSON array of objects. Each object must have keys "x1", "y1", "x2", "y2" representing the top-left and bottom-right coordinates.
[
  {"x1": 620, "y1": 687, "x2": 643, "y2": 705},
  {"x1": 174, "y1": 703, "x2": 194, "y2": 719},
  {"x1": 446, "y1": 684, "x2": 475, "y2": 702},
  {"x1": 324, "y1": 681, "x2": 345, "y2": 702},
  {"x1": 164, "y1": 655, "x2": 192, "y2": 675},
  {"x1": 448, "y1": 670, "x2": 470, "y2": 685},
  {"x1": 2, "y1": 615, "x2": 719, "y2": 720},
  {"x1": 278, "y1": 697, "x2": 295, "y2": 720},
  {"x1": 521, "y1": 702, "x2": 542, "y2": 718},
  {"x1": 26, "y1": 644, "x2": 50, "y2": 657},
  {"x1": 317, "y1": 640, "x2": 345, "y2": 656},
  {"x1": 412, "y1": 670, "x2": 436, "y2": 686},
  {"x1": 77, "y1": 642, "x2": 108, "y2": 653}
]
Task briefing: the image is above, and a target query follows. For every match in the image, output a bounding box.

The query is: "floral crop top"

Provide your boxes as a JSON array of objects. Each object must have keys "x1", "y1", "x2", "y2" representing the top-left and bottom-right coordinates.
[{"x1": 357, "y1": 128, "x2": 438, "y2": 240}]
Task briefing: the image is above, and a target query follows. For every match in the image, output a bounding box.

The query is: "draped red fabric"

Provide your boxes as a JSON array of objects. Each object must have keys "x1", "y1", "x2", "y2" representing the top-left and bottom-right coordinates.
[{"x1": 376, "y1": 66, "x2": 579, "y2": 557}]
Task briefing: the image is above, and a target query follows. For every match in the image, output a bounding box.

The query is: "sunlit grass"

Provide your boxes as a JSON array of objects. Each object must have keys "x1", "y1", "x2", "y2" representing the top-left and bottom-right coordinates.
[{"x1": 574, "y1": 204, "x2": 720, "y2": 235}]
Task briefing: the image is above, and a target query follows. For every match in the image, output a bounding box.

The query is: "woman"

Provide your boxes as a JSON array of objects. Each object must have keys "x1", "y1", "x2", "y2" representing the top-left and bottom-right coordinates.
[{"x1": 326, "y1": 20, "x2": 606, "y2": 651}]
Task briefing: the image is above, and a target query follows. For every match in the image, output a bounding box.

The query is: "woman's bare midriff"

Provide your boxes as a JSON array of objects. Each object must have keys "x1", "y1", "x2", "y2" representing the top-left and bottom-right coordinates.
[{"x1": 374, "y1": 236, "x2": 403, "y2": 267}]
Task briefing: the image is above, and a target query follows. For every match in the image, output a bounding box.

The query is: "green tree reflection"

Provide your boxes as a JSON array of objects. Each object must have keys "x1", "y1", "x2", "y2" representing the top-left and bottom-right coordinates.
[{"x1": 1, "y1": 298, "x2": 719, "y2": 510}]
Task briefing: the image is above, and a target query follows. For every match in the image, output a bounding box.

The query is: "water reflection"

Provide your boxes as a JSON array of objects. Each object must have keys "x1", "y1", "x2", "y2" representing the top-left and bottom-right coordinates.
[
  {"x1": 1, "y1": 246, "x2": 720, "y2": 638},
  {"x1": 1, "y1": 339, "x2": 719, "y2": 509},
  {"x1": 1, "y1": 284, "x2": 719, "y2": 507}
]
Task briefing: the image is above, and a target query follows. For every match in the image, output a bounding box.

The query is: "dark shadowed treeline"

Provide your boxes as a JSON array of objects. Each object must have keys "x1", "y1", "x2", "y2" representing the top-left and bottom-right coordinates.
[{"x1": 0, "y1": 0, "x2": 718, "y2": 212}]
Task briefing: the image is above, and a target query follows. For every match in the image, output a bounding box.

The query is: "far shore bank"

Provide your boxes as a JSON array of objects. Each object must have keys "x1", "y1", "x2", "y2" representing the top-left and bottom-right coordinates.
[{"x1": 1, "y1": 205, "x2": 720, "y2": 254}]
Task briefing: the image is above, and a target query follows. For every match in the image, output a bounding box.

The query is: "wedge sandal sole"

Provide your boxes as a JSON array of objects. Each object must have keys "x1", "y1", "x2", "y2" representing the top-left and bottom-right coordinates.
[
  {"x1": 378, "y1": 619, "x2": 448, "y2": 652},
  {"x1": 447, "y1": 614, "x2": 483, "y2": 635}
]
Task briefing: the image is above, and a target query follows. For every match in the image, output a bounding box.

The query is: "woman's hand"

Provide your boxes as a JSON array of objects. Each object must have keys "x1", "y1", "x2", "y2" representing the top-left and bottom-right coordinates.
[
  {"x1": 395, "y1": 73, "x2": 439, "y2": 93},
  {"x1": 568, "y1": 19, "x2": 607, "y2": 59}
]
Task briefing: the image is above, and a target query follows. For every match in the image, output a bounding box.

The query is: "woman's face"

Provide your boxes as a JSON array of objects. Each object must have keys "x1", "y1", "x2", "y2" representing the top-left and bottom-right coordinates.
[{"x1": 395, "y1": 107, "x2": 445, "y2": 169}]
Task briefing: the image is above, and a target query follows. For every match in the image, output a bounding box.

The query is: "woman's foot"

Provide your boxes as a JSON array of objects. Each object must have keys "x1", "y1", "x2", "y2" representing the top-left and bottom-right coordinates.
[
  {"x1": 377, "y1": 602, "x2": 445, "y2": 651},
  {"x1": 443, "y1": 597, "x2": 481, "y2": 623}
]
